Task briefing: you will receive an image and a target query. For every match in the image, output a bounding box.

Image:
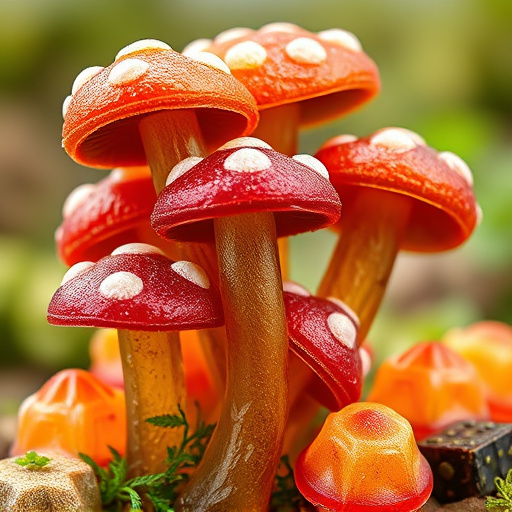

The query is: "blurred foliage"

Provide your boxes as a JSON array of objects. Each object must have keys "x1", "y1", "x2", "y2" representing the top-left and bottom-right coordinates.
[{"x1": 0, "y1": 0, "x2": 511, "y2": 407}]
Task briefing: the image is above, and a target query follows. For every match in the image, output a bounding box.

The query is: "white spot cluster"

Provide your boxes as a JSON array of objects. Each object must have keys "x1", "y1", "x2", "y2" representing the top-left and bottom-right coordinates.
[
  {"x1": 224, "y1": 41, "x2": 267, "y2": 70},
  {"x1": 108, "y1": 58, "x2": 149, "y2": 86},
  {"x1": 171, "y1": 261, "x2": 210, "y2": 289},
  {"x1": 285, "y1": 37, "x2": 327, "y2": 64},
  {"x1": 182, "y1": 38, "x2": 213, "y2": 56},
  {"x1": 327, "y1": 312, "x2": 357, "y2": 349},
  {"x1": 115, "y1": 39, "x2": 171, "y2": 61},
  {"x1": 99, "y1": 271, "x2": 143, "y2": 300},
  {"x1": 62, "y1": 183, "x2": 96, "y2": 218},
  {"x1": 282, "y1": 281, "x2": 311, "y2": 297},
  {"x1": 317, "y1": 29, "x2": 362, "y2": 52},
  {"x1": 224, "y1": 148, "x2": 272, "y2": 173},
  {"x1": 370, "y1": 128, "x2": 419, "y2": 153},
  {"x1": 292, "y1": 154, "x2": 329, "y2": 180},
  {"x1": 111, "y1": 243, "x2": 165, "y2": 256},
  {"x1": 438, "y1": 151, "x2": 473, "y2": 186},
  {"x1": 188, "y1": 52, "x2": 231, "y2": 74},
  {"x1": 61, "y1": 261, "x2": 95, "y2": 285},
  {"x1": 166, "y1": 156, "x2": 204, "y2": 186},
  {"x1": 219, "y1": 137, "x2": 272, "y2": 151}
]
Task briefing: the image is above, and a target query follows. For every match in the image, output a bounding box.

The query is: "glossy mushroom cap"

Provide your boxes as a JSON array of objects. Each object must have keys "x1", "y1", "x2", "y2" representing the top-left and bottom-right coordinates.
[
  {"x1": 184, "y1": 23, "x2": 380, "y2": 125},
  {"x1": 47, "y1": 243, "x2": 223, "y2": 331},
  {"x1": 283, "y1": 281, "x2": 363, "y2": 411},
  {"x1": 11, "y1": 368, "x2": 126, "y2": 466},
  {"x1": 315, "y1": 128, "x2": 480, "y2": 252},
  {"x1": 367, "y1": 342, "x2": 489, "y2": 440},
  {"x1": 62, "y1": 39, "x2": 259, "y2": 168},
  {"x1": 295, "y1": 402, "x2": 433, "y2": 512},
  {"x1": 151, "y1": 137, "x2": 341, "y2": 243},
  {"x1": 443, "y1": 321, "x2": 512, "y2": 422},
  {"x1": 56, "y1": 167, "x2": 159, "y2": 266}
]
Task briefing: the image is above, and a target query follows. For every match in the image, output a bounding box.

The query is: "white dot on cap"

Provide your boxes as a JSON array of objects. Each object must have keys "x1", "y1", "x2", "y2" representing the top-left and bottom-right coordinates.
[
  {"x1": 359, "y1": 347, "x2": 372, "y2": 377},
  {"x1": 438, "y1": 151, "x2": 473, "y2": 186},
  {"x1": 317, "y1": 29, "x2": 362, "y2": 52},
  {"x1": 108, "y1": 58, "x2": 149, "y2": 86},
  {"x1": 115, "y1": 39, "x2": 171, "y2": 60},
  {"x1": 188, "y1": 52, "x2": 231, "y2": 74},
  {"x1": 166, "y1": 156, "x2": 203, "y2": 186},
  {"x1": 327, "y1": 312, "x2": 357, "y2": 349},
  {"x1": 71, "y1": 66, "x2": 104, "y2": 95},
  {"x1": 370, "y1": 128, "x2": 418, "y2": 153},
  {"x1": 215, "y1": 27, "x2": 254, "y2": 44},
  {"x1": 282, "y1": 281, "x2": 311, "y2": 296},
  {"x1": 62, "y1": 95, "x2": 72, "y2": 118},
  {"x1": 292, "y1": 154, "x2": 329, "y2": 180},
  {"x1": 62, "y1": 183, "x2": 96, "y2": 218},
  {"x1": 99, "y1": 271, "x2": 143, "y2": 300},
  {"x1": 285, "y1": 37, "x2": 327, "y2": 64},
  {"x1": 225, "y1": 41, "x2": 267, "y2": 70},
  {"x1": 112, "y1": 243, "x2": 165, "y2": 256},
  {"x1": 224, "y1": 148, "x2": 272, "y2": 173},
  {"x1": 182, "y1": 38, "x2": 213, "y2": 56},
  {"x1": 327, "y1": 297, "x2": 360, "y2": 327},
  {"x1": 171, "y1": 261, "x2": 210, "y2": 289},
  {"x1": 476, "y1": 203, "x2": 483, "y2": 225},
  {"x1": 61, "y1": 261, "x2": 95, "y2": 285},
  {"x1": 259, "y1": 22, "x2": 301, "y2": 34},
  {"x1": 219, "y1": 137, "x2": 272, "y2": 151},
  {"x1": 392, "y1": 128, "x2": 426, "y2": 146}
]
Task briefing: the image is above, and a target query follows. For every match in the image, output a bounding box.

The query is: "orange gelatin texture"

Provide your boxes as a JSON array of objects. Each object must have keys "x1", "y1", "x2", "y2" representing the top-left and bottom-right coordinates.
[
  {"x1": 443, "y1": 321, "x2": 512, "y2": 421},
  {"x1": 12, "y1": 369, "x2": 126, "y2": 466},
  {"x1": 367, "y1": 342, "x2": 488, "y2": 439}
]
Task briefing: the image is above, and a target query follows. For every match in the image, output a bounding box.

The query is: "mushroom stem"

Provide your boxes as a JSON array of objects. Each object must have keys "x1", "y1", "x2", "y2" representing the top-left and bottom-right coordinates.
[
  {"x1": 118, "y1": 329, "x2": 185, "y2": 477},
  {"x1": 177, "y1": 212, "x2": 289, "y2": 512},
  {"x1": 317, "y1": 187, "x2": 412, "y2": 342}
]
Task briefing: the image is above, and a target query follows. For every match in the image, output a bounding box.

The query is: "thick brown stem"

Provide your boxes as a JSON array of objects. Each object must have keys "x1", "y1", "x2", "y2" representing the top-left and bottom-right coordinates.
[
  {"x1": 118, "y1": 329, "x2": 185, "y2": 477},
  {"x1": 317, "y1": 188, "x2": 412, "y2": 342},
  {"x1": 177, "y1": 212, "x2": 289, "y2": 512}
]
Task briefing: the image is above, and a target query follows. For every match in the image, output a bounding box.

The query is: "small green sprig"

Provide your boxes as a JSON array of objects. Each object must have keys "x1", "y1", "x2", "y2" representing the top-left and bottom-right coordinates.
[
  {"x1": 486, "y1": 468, "x2": 512, "y2": 510},
  {"x1": 270, "y1": 455, "x2": 311, "y2": 511},
  {"x1": 15, "y1": 451, "x2": 51, "y2": 469}
]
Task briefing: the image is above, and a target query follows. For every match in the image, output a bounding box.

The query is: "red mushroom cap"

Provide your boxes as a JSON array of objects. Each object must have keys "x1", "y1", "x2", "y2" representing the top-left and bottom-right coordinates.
[
  {"x1": 47, "y1": 243, "x2": 223, "y2": 331},
  {"x1": 283, "y1": 281, "x2": 362, "y2": 411},
  {"x1": 315, "y1": 128, "x2": 480, "y2": 252},
  {"x1": 62, "y1": 40, "x2": 259, "y2": 168},
  {"x1": 186, "y1": 23, "x2": 380, "y2": 125},
  {"x1": 151, "y1": 137, "x2": 342, "y2": 243},
  {"x1": 56, "y1": 167, "x2": 159, "y2": 266}
]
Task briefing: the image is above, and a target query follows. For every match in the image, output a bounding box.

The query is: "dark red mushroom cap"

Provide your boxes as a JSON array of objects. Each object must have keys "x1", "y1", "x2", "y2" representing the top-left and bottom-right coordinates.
[
  {"x1": 47, "y1": 243, "x2": 223, "y2": 331},
  {"x1": 151, "y1": 137, "x2": 342, "y2": 243},
  {"x1": 315, "y1": 128, "x2": 480, "y2": 252},
  {"x1": 62, "y1": 39, "x2": 259, "y2": 168},
  {"x1": 56, "y1": 167, "x2": 159, "y2": 266},
  {"x1": 283, "y1": 281, "x2": 363, "y2": 411}
]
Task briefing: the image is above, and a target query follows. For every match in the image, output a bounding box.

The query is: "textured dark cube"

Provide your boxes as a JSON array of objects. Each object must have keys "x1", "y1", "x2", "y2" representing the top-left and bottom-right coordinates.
[{"x1": 418, "y1": 420, "x2": 512, "y2": 503}]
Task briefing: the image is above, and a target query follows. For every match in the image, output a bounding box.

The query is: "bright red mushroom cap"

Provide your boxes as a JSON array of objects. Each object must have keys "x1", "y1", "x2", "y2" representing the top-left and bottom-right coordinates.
[
  {"x1": 56, "y1": 167, "x2": 159, "y2": 266},
  {"x1": 62, "y1": 39, "x2": 259, "y2": 168},
  {"x1": 315, "y1": 128, "x2": 480, "y2": 252},
  {"x1": 283, "y1": 281, "x2": 363, "y2": 411},
  {"x1": 151, "y1": 137, "x2": 342, "y2": 243},
  {"x1": 47, "y1": 243, "x2": 223, "y2": 331},
  {"x1": 295, "y1": 402, "x2": 433, "y2": 512},
  {"x1": 185, "y1": 23, "x2": 380, "y2": 125}
]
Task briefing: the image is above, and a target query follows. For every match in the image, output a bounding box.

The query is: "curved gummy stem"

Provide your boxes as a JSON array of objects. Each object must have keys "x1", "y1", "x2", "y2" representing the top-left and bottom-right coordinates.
[
  {"x1": 118, "y1": 329, "x2": 185, "y2": 477},
  {"x1": 177, "y1": 212, "x2": 289, "y2": 512},
  {"x1": 317, "y1": 188, "x2": 412, "y2": 342}
]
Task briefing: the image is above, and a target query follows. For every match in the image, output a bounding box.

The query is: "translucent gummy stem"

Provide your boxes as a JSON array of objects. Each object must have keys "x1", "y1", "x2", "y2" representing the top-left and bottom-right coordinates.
[
  {"x1": 317, "y1": 188, "x2": 412, "y2": 342},
  {"x1": 118, "y1": 329, "x2": 185, "y2": 477},
  {"x1": 177, "y1": 212, "x2": 289, "y2": 512}
]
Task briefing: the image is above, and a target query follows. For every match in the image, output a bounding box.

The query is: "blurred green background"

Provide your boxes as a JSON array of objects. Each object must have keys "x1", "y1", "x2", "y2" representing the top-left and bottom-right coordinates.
[{"x1": 0, "y1": 0, "x2": 511, "y2": 413}]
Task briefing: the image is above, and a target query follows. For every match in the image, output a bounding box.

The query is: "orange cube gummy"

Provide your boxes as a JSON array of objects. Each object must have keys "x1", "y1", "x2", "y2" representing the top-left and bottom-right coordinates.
[
  {"x1": 367, "y1": 342, "x2": 489, "y2": 440},
  {"x1": 443, "y1": 321, "x2": 512, "y2": 422},
  {"x1": 295, "y1": 402, "x2": 433, "y2": 512},
  {"x1": 12, "y1": 368, "x2": 126, "y2": 466}
]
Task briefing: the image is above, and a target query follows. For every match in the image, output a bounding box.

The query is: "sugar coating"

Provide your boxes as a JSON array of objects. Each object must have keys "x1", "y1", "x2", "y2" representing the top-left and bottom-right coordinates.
[
  {"x1": 99, "y1": 271, "x2": 143, "y2": 300},
  {"x1": 171, "y1": 261, "x2": 210, "y2": 289},
  {"x1": 182, "y1": 38, "x2": 213, "y2": 56},
  {"x1": 370, "y1": 128, "x2": 418, "y2": 153},
  {"x1": 215, "y1": 27, "x2": 254, "y2": 44},
  {"x1": 317, "y1": 28, "x2": 362, "y2": 52},
  {"x1": 292, "y1": 154, "x2": 329, "y2": 180},
  {"x1": 438, "y1": 151, "x2": 473, "y2": 186},
  {"x1": 285, "y1": 37, "x2": 327, "y2": 64},
  {"x1": 115, "y1": 39, "x2": 171, "y2": 60},
  {"x1": 62, "y1": 183, "x2": 96, "y2": 218},
  {"x1": 219, "y1": 137, "x2": 272, "y2": 151},
  {"x1": 71, "y1": 66, "x2": 104, "y2": 95},
  {"x1": 189, "y1": 52, "x2": 231, "y2": 74},
  {"x1": 360, "y1": 347, "x2": 372, "y2": 377},
  {"x1": 62, "y1": 95, "x2": 72, "y2": 118},
  {"x1": 327, "y1": 312, "x2": 357, "y2": 349},
  {"x1": 111, "y1": 243, "x2": 165, "y2": 256},
  {"x1": 327, "y1": 296, "x2": 360, "y2": 327},
  {"x1": 224, "y1": 148, "x2": 272, "y2": 173},
  {"x1": 225, "y1": 41, "x2": 267, "y2": 70},
  {"x1": 61, "y1": 261, "x2": 95, "y2": 285},
  {"x1": 107, "y1": 58, "x2": 149, "y2": 86},
  {"x1": 283, "y1": 281, "x2": 311, "y2": 296},
  {"x1": 166, "y1": 156, "x2": 204, "y2": 186},
  {"x1": 259, "y1": 22, "x2": 300, "y2": 34}
]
